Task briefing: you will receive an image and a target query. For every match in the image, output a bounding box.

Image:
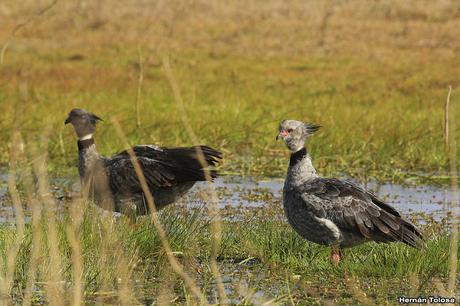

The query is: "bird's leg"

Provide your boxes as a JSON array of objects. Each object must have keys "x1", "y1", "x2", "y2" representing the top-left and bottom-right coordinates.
[
  {"x1": 120, "y1": 202, "x2": 139, "y2": 229},
  {"x1": 127, "y1": 213, "x2": 139, "y2": 229},
  {"x1": 330, "y1": 246, "x2": 343, "y2": 265}
]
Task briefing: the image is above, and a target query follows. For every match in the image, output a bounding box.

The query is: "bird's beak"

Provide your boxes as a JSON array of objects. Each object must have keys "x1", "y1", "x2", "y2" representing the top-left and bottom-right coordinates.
[
  {"x1": 64, "y1": 117, "x2": 71, "y2": 125},
  {"x1": 276, "y1": 130, "x2": 288, "y2": 141}
]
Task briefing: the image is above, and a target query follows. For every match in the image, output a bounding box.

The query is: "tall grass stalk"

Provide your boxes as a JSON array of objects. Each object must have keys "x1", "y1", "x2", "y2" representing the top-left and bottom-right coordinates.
[
  {"x1": 65, "y1": 198, "x2": 84, "y2": 306},
  {"x1": 111, "y1": 118, "x2": 208, "y2": 305},
  {"x1": 446, "y1": 87, "x2": 458, "y2": 293},
  {"x1": 444, "y1": 86, "x2": 452, "y2": 148},
  {"x1": 1, "y1": 132, "x2": 25, "y2": 303},
  {"x1": 135, "y1": 45, "x2": 144, "y2": 128},
  {"x1": 32, "y1": 137, "x2": 64, "y2": 305},
  {"x1": 18, "y1": 139, "x2": 43, "y2": 305},
  {"x1": 163, "y1": 56, "x2": 228, "y2": 304}
]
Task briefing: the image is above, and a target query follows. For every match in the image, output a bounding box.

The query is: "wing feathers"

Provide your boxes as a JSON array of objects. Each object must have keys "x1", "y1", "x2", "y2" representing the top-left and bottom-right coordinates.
[
  {"x1": 299, "y1": 177, "x2": 423, "y2": 248},
  {"x1": 355, "y1": 214, "x2": 371, "y2": 238},
  {"x1": 379, "y1": 212, "x2": 400, "y2": 231},
  {"x1": 105, "y1": 145, "x2": 222, "y2": 195},
  {"x1": 371, "y1": 217, "x2": 390, "y2": 234}
]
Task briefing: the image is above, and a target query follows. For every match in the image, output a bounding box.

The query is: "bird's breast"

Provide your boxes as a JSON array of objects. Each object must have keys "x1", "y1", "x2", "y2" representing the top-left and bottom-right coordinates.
[{"x1": 282, "y1": 190, "x2": 342, "y2": 246}]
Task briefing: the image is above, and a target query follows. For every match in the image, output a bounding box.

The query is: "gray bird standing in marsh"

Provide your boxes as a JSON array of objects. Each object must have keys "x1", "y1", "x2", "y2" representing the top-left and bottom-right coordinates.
[
  {"x1": 277, "y1": 119, "x2": 423, "y2": 264},
  {"x1": 65, "y1": 108, "x2": 222, "y2": 217}
]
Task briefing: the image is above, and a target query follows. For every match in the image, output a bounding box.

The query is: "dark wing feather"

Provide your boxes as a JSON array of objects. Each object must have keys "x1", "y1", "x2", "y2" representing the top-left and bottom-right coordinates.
[
  {"x1": 105, "y1": 145, "x2": 222, "y2": 194},
  {"x1": 105, "y1": 157, "x2": 177, "y2": 195},
  {"x1": 299, "y1": 178, "x2": 423, "y2": 247}
]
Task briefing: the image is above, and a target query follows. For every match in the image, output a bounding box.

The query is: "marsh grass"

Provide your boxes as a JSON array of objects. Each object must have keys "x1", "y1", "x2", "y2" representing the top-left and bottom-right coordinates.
[
  {"x1": 229, "y1": 217, "x2": 457, "y2": 303},
  {"x1": 1, "y1": 0, "x2": 460, "y2": 182},
  {"x1": 246, "y1": 219, "x2": 453, "y2": 279},
  {"x1": 0, "y1": 202, "x2": 213, "y2": 304},
  {"x1": 0, "y1": 137, "x2": 457, "y2": 304},
  {"x1": 0, "y1": 0, "x2": 459, "y2": 304}
]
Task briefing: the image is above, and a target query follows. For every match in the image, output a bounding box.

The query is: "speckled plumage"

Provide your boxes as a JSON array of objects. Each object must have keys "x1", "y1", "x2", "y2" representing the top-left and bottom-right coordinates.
[
  {"x1": 278, "y1": 120, "x2": 423, "y2": 252},
  {"x1": 67, "y1": 108, "x2": 222, "y2": 216}
]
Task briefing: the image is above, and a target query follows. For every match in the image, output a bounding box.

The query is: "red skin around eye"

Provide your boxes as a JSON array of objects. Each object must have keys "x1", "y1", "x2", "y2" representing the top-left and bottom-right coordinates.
[{"x1": 280, "y1": 130, "x2": 289, "y2": 137}]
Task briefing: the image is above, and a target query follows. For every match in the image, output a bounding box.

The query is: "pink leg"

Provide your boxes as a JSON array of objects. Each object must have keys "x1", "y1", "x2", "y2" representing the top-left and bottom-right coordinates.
[{"x1": 330, "y1": 246, "x2": 342, "y2": 265}]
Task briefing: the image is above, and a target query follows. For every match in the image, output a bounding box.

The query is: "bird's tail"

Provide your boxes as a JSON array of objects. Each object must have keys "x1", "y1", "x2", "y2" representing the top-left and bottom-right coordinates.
[
  {"x1": 160, "y1": 145, "x2": 222, "y2": 182},
  {"x1": 396, "y1": 218, "x2": 424, "y2": 248},
  {"x1": 371, "y1": 196, "x2": 424, "y2": 248},
  {"x1": 376, "y1": 212, "x2": 424, "y2": 248}
]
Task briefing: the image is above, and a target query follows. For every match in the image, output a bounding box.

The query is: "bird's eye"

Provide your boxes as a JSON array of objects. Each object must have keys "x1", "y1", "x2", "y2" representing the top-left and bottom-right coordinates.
[{"x1": 287, "y1": 128, "x2": 293, "y2": 133}]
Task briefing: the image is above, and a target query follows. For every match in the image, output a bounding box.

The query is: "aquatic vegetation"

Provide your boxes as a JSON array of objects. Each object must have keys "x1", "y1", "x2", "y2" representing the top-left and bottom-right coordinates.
[
  {"x1": 0, "y1": 0, "x2": 459, "y2": 304},
  {"x1": 0, "y1": 174, "x2": 457, "y2": 304},
  {"x1": 0, "y1": 1, "x2": 459, "y2": 183}
]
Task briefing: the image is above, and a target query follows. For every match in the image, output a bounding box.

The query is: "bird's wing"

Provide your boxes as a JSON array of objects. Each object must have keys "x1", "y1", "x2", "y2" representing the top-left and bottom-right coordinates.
[
  {"x1": 297, "y1": 178, "x2": 423, "y2": 247},
  {"x1": 106, "y1": 145, "x2": 222, "y2": 193},
  {"x1": 105, "y1": 156, "x2": 178, "y2": 194},
  {"x1": 131, "y1": 145, "x2": 222, "y2": 180}
]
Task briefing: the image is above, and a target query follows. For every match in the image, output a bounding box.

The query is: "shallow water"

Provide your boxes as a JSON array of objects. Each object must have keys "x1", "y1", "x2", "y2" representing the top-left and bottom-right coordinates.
[
  {"x1": 1, "y1": 173, "x2": 458, "y2": 304},
  {"x1": 191, "y1": 176, "x2": 457, "y2": 223},
  {"x1": 0, "y1": 174, "x2": 458, "y2": 224}
]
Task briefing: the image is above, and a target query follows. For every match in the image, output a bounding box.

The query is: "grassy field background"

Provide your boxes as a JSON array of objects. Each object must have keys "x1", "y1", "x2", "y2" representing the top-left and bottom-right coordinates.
[
  {"x1": 0, "y1": 1, "x2": 459, "y2": 305},
  {"x1": 0, "y1": 0, "x2": 459, "y2": 181},
  {"x1": 1, "y1": 203, "x2": 456, "y2": 304}
]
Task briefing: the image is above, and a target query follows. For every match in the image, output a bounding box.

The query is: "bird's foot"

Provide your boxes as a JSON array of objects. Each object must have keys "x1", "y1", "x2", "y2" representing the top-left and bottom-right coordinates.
[
  {"x1": 125, "y1": 213, "x2": 140, "y2": 230},
  {"x1": 330, "y1": 247, "x2": 343, "y2": 265}
]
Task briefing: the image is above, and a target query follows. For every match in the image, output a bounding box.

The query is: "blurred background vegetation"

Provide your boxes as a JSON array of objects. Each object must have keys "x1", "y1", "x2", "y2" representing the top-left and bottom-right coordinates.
[
  {"x1": 0, "y1": 0, "x2": 459, "y2": 181},
  {"x1": 0, "y1": 1, "x2": 459, "y2": 304}
]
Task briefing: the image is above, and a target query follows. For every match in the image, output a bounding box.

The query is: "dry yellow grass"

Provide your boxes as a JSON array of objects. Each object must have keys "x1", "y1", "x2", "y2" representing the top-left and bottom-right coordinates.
[
  {"x1": 0, "y1": 1, "x2": 459, "y2": 304},
  {"x1": 0, "y1": 0, "x2": 459, "y2": 180}
]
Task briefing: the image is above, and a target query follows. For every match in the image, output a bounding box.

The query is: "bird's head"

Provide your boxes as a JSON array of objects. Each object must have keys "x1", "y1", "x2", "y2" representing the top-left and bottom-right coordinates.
[
  {"x1": 65, "y1": 108, "x2": 103, "y2": 139},
  {"x1": 276, "y1": 119, "x2": 320, "y2": 152}
]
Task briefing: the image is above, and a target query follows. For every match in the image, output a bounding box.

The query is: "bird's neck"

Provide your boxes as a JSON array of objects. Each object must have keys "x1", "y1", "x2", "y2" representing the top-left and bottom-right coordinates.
[
  {"x1": 287, "y1": 147, "x2": 318, "y2": 186},
  {"x1": 77, "y1": 136, "x2": 101, "y2": 178},
  {"x1": 78, "y1": 137, "x2": 95, "y2": 151}
]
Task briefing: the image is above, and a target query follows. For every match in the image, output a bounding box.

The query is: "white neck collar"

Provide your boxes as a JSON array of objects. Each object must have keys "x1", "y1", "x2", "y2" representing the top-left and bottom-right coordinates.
[{"x1": 79, "y1": 134, "x2": 93, "y2": 141}]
